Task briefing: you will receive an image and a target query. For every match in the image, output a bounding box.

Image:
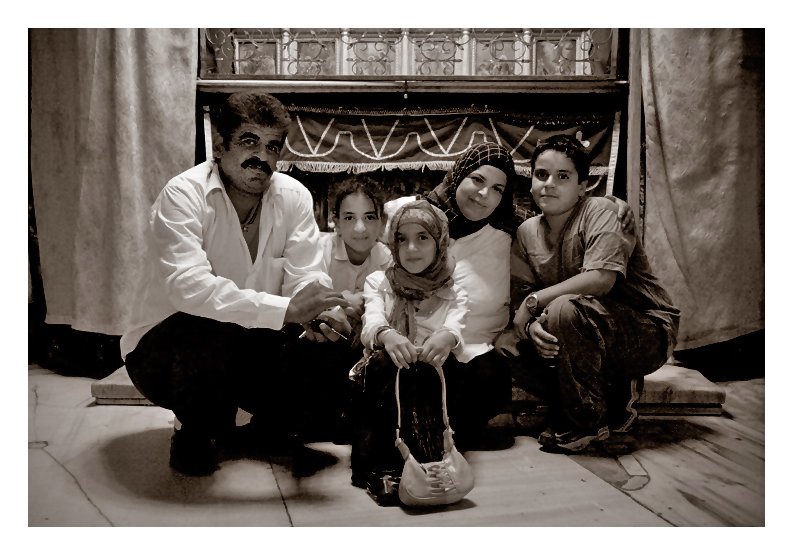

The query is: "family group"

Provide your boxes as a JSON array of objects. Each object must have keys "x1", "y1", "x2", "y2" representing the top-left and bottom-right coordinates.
[{"x1": 120, "y1": 92, "x2": 679, "y2": 507}]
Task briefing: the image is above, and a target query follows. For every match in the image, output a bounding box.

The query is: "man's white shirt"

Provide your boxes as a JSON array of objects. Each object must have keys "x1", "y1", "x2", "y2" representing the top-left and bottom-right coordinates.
[{"x1": 120, "y1": 161, "x2": 331, "y2": 359}]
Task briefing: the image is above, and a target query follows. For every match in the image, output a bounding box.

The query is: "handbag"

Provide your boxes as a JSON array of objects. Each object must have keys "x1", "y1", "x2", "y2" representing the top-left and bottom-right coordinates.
[{"x1": 394, "y1": 365, "x2": 475, "y2": 507}]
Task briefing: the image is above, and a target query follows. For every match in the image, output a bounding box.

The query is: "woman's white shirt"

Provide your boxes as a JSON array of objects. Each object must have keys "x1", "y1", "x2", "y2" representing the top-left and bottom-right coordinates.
[{"x1": 449, "y1": 225, "x2": 511, "y2": 362}]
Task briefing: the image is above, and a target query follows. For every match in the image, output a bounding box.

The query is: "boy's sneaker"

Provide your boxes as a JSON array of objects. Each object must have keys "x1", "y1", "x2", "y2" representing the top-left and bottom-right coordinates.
[
  {"x1": 169, "y1": 428, "x2": 218, "y2": 476},
  {"x1": 538, "y1": 425, "x2": 610, "y2": 453},
  {"x1": 608, "y1": 377, "x2": 643, "y2": 434}
]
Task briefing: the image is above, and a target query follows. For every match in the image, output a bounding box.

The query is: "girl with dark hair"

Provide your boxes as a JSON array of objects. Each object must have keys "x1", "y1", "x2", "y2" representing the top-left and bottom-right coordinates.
[
  {"x1": 294, "y1": 175, "x2": 393, "y2": 441},
  {"x1": 318, "y1": 175, "x2": 392, "y2": 319}
]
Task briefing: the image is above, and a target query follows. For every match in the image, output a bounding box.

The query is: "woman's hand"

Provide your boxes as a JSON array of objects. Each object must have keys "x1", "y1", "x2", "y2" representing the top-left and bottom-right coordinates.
[
  {"x1": 494, "y1": 328, "x2": 521, "y2": 357},
  {"x1": 418, "y1": 330, "x2": 456, "y2": 367},
  {"x1": 381, "y1": 329, "x2": 419, "y2": 369},
  {"x1": 607, "y1": 195, "x2": 636, "y2": 235},
  {"x1": 528, "y1": 313, "x2": 559, "y2": 359}
]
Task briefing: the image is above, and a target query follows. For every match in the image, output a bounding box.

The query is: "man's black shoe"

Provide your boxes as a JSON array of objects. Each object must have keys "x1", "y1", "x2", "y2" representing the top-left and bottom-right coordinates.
[
  {"x1": 351, "y1": 470, "x2": 367, "y2": 489},
  {"x1": 169, "y1": 428, "x2": 218, "y2": 476},
  {"x1": 218, "y1": 421, "x2": 304, "y2": 458}
]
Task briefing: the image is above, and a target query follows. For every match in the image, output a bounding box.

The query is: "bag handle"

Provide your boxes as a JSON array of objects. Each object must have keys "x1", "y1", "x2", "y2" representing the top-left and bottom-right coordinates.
[{"x1": 395, "y1": 364, "x2": 454, "y2": 452}]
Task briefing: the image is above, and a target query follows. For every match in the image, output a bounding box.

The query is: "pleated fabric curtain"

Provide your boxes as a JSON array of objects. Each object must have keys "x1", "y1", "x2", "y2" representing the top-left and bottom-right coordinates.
[
  {"x1": 30, "y1": 29, "x2": 198, "y2": 335},
  {"x1": 640, "y1": 29, "x2": 764, "y2": 349}
]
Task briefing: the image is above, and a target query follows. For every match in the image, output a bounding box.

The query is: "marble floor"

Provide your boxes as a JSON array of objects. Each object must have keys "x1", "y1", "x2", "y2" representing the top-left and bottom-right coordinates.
[{"x1": 28, "y1": 365, "x2": 764, "y2": 527}]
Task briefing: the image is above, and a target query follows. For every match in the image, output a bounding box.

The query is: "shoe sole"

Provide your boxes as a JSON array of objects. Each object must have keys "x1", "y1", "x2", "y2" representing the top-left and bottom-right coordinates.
[
  {"x1": 613, "y1": 378, "x2": 641, "y2": 433},
  {"x1": 553, "y1": 426, "x2": 610, "y2": 452},
  {"x1": 169, "y1": 459, "x2": 218, "y2": 477}
]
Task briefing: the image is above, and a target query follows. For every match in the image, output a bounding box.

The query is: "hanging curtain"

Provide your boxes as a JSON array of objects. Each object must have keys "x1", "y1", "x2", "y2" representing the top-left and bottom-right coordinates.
[
  {"x1": 30, "y1": 29, "x2": 198, "y2": 336},
  {"x1": 641, "y1": 29, "x2": 764, "y2": 350}
]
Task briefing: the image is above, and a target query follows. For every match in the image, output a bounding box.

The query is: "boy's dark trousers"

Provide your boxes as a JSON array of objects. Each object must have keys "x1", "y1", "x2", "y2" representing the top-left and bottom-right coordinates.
[
  {"x1": 514, "y1": 294, "x2": 670, "y2": 432},
  {"x1": 124, "y1": 312, "x2": 353, "y2": 439}
]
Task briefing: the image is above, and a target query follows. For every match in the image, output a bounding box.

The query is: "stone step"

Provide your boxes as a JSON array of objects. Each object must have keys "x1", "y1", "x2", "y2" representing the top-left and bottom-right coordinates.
[
  {"x1": 93, "y1": 364, "x2": 725, "y2": 416},
  {"x1": 513, "y1": 364, "x2": 726, "y2": 418},
  {"x1": 91, "y1": 367, "x2": 151, "y2": 405},
  {"x1": 641, "y1": 364, "x2": 725, "y2": 406}
]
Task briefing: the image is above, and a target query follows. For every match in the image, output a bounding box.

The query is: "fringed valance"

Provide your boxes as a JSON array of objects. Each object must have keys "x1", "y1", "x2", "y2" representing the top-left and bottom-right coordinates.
[{"x1": 273, "y1": 107, "x2": 620, "y2": 192}]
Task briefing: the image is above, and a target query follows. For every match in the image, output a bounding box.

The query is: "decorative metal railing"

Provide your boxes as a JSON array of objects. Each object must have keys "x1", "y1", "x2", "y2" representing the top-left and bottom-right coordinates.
[{"x1": 200, "y1": 28, "x2": 618, "y2": 78}]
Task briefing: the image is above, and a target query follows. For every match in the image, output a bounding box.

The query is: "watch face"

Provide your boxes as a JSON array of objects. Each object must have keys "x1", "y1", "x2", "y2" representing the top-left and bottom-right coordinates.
[{"x1": 525, "y1": 294, "x2": 538, "y2": 315}]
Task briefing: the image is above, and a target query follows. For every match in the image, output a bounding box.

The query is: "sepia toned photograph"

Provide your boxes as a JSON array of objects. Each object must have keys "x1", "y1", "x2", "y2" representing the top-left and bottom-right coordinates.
[{"x1": 27, "y1": 22, "x2": 766, "y2": 531}]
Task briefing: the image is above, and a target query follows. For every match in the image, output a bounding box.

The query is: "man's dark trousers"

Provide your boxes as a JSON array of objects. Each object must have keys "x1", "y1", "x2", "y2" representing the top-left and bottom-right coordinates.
[{"x1": 125, "y1": 312, "x2": 351, "y2": 438}]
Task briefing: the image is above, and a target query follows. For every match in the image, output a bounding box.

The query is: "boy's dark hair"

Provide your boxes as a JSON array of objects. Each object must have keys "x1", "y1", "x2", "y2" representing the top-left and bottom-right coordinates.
[
  {"x1": 530, "y1": 134, "x2": 590, "y2": 183},
  {"x1": 330, "y1": 175, "x2": 386, "y2": 220},
  {"x1": 210, "y1": 92, "x2": 292, "y2": 147}
]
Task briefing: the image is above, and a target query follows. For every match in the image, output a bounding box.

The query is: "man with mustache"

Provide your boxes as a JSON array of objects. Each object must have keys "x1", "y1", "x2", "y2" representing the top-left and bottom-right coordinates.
[{"x1": 120, "y1": 93, "x2": 350, "y2": 476}]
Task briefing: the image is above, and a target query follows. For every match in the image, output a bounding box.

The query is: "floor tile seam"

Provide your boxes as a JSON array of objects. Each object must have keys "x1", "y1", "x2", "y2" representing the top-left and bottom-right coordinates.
[
  {"x1": 266, "y1": 456, "x2": 294, "y2": 526},
  {"x1": 30, "y1": 384, "x2": 40, "y2": 442},
  {"x1": 40, "y1": 447, "x2": 115, "y2": 527},
  {"x1": 565, "y1": 453, "x2": 676, "y2": 527}
]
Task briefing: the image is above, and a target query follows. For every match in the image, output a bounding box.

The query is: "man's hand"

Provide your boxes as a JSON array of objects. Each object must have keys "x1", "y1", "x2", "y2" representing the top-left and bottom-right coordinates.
[
  {"x1": 494, "y1": 328, "x2": 521, "y2": 357},
  {"x1": 529, "y1": 312, "x2": 559, "y2": 359},
  {"x1": 284, "y1": 281, "x2": 350, "y2": 325},
  {"x1": 607, "y1": 195, "x2": 636, "y2": 235},
  {"x1": 418, "y1": 330, "x2": 456, "y2": 367},
  {"x1": 381, "y1": 329, "x2": 419, "y2": 369},
  {"x1": 302, "y1": 306, "x2": 352, "y2": 343}
]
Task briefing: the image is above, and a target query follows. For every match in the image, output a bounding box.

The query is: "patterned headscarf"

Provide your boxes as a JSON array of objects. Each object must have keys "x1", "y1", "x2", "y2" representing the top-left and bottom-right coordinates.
[
  {"x1": 385, "y1": 200, "x2": 454, "y2": 342},
  {"x1": 426, "y1": 142, "x2": 519, "y2": 240}
]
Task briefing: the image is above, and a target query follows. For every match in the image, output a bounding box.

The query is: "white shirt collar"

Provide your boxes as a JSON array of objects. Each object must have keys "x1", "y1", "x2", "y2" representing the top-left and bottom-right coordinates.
[
  {"x1": 332, "y1": 234, "x2": 351, "y2": 262},
  {"x1": 206, "y1": 161, "x2": 281, "y2": 204},
  {"x1": 332, "y1": 234, "x2": 391, "y2": 268}
]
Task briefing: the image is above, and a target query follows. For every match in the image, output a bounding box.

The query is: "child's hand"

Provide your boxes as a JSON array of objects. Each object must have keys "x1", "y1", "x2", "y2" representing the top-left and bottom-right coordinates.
[
  {"x1": 418, "y1": 331, "x2": 456, "y2": 367},
  {"x1": 513, "y1": 298, "x2": 533, "y2": 340},
  {"x1": 341, "y1": 290, "x2": 365, "y2": 323},
  {"x1": 381, "y1": 329, "x2": 419, "y2": 369},
  {"x1": 528, "y1": 312, "x2": 559, "y2": 359}
]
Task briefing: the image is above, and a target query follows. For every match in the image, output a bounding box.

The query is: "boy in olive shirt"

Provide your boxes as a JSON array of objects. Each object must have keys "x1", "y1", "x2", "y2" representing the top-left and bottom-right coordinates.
[{"x1": 512, "y1": 135, "x2": 679, "y2": 452}]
